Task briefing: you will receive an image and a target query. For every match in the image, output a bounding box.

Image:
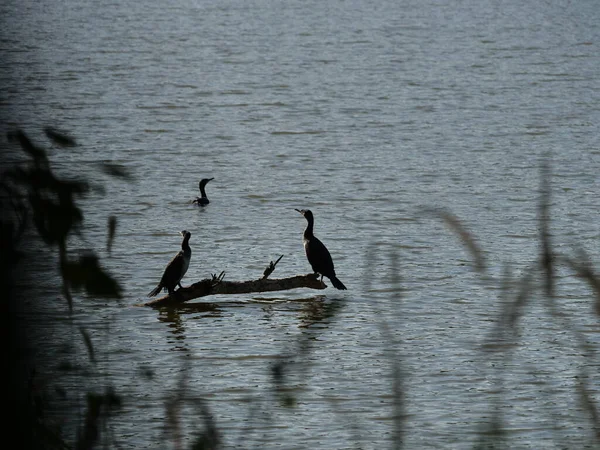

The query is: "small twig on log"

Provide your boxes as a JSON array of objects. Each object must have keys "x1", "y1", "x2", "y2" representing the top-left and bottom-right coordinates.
[
  {"x1": 211, "y1": 271, "x2": 226, "y2": 286},
  {"x1": 143, "y1": 273, "x2": 326, "y2": 308},
  {"x1": 263, "y1": 255, "x2": 284, "y2": 279}
]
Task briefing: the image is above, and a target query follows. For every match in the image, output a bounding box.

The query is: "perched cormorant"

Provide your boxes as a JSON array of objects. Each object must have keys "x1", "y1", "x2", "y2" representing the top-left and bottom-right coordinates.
[
  {"x1": 148, "y1": 230, "x2": 192, "y2": 297},
  {"x1": 295, "y1": 209, "x2": 347, "y2": 290},
  {"x1": 193, "y1": 178, "x2": 214, "y2": 206}
]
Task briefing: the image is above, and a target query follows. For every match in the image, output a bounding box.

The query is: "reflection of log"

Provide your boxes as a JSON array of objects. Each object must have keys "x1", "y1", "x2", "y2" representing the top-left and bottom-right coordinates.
[{"x1": 144, "y1": 273, "x2": 326, "y2": 308}]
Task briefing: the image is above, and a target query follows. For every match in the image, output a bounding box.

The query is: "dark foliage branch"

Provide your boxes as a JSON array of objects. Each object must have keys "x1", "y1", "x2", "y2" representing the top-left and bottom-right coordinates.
[
  {"x1": 2, "y1": 128, "x2": 131, "y2": 450},
  {"x1": 3, "y1": 129, "x2": 124, "y2": 309},
  {"x1": 433, "y1": 156, "x2": 600, "y2": 445}
]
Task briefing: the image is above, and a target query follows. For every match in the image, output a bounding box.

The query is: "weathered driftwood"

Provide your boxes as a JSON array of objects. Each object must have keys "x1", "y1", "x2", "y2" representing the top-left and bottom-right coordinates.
[{"x1": 143, "y1": 273, "x2": 326, "y2": 307}]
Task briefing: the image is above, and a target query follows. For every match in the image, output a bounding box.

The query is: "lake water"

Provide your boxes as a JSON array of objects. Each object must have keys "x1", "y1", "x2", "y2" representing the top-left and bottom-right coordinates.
[{"x1": 2, "y1": 0, "x2": 599, "y2": 448}]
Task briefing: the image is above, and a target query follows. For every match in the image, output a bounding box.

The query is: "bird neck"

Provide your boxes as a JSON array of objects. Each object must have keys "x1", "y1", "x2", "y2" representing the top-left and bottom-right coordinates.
[
  {"x1": 304, "y1": 217, "x2": 314, "y2": 238},
  {"x1": 182, "y1": 235, "x2": 191, "y2": 252},
  {"x1": 199, "y1": 186, "x2": 208, "y2": 198}
]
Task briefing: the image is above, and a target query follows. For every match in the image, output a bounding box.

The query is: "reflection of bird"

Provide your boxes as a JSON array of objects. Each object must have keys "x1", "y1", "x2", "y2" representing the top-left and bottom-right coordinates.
[
  {"x1": 148, "y1": 230, "x2": 192, "y2": 297},
  {"x1": 193, "y1": 178, "x2": 214, "y2": 206},
  {"x1": 295, "y1": 209, "x2": 347, "y2": 290}
]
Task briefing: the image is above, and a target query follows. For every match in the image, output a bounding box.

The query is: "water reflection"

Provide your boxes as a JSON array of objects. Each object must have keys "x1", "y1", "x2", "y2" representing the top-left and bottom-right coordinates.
[
  {"x1": 157, "y1": 308, "x2": 188, "y2": 351},
  {"x1": 157, "y1": 303, "x2": 223, "y2": 346},
  {"x1": 297, "y1": 295, "x2": 342, "y2": 329},
  {"x1": 271, "y1": 297, "x2": 347, "y2": 408}
]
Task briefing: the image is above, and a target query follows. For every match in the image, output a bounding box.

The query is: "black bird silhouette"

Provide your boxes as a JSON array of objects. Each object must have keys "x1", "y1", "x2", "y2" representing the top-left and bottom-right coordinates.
[
  {"x1": 193, "y1": 178, "x2": 214, "y2": 206},
  {"x1": 148, "y1": 230, "x2": 192, "y2": 297},
  {"x1": 295, "y1": 209, "x2": 347, "y2": 290}
]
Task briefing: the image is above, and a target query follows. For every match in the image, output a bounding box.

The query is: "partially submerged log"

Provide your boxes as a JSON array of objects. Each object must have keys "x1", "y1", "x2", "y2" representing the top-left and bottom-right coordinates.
[
  {"x1": 143, "y1": 256, "x2": 327, "y2": 307},
  {"x1": 143, "y1": 273, "x2": 326, "y2": 307}
]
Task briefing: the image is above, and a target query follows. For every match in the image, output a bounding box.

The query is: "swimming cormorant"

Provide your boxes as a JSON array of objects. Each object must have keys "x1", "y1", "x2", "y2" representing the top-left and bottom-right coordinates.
[
  {"x1": 193, "y1": 178, "x2": 214, "y2": 206},
  {"x1": 295, "y1": 209, "x2": 347, "y2": 290},
  {"x1": 148, "y1": 230, "x2": 192, "y2": 297}
]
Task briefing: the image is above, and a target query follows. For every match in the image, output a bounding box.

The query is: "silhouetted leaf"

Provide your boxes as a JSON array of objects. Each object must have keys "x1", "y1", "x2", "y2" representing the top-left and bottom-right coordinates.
[
  {"x1": 100, "y1": 163, "x2": 134, "y2": 180},
  {"x1": 538, "y1": 154, "x2": 554, "y2": 298},
  {"x1": 104, "y1": 386, "x2": 121, "y2": 408},
  {"x1": 62, "y1": 280, "x2": 73, "y2": 313},
  {"x1": 507, "y1": 265, "x2": 536, "y2": 330},
  {"x1": 472, "y1": 408, "x2": 508, "y2": 450},
  {"x1": 7, "y1": 130, "x2": 48, "y2": 163},
  {"x1": 138, "y1": 365, "x2": 154, "y2": 379},
  {"x1": 429, "y1": 208, "x2": 487, "y2": 273},
  {"x1": 107, "y1": 216, "x2": 117, "y2": 253},
  {"x1": 29, "y1": 193, "x2": 84, "y2": 245},
  {"x1": 44, "y1": 127, "x2": 77, "y2": 147},
  {"x1": 190, "y1": 402, "x2": 221, "y2": 450},
  {"x1": 563, "y1": 251, "x2": 600, "y2": 317},
  {"x1": 63, "y1": 253, "x2": 123, "y2": 299},
  {"x1": 78, "y1": 390, "x2": 121, "y2": 450},
  {"x1": 80, "y1": 327, "x2": 95, "y2": 363}
]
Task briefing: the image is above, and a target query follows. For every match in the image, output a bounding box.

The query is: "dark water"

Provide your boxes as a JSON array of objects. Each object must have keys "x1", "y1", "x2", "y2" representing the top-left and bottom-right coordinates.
[{"x1": 2, "y1": 0, "x2": 599, "y2": 448}]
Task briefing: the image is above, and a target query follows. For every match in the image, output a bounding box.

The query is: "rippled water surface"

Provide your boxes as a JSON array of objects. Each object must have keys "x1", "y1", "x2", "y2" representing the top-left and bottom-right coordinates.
[{"x1": 2, "y1": 0, "x2": 599, "y2": 448}]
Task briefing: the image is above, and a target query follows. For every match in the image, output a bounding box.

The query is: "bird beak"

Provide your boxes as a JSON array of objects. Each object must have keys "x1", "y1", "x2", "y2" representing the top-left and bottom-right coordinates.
[{"x1": 294, "y1": 208, "x2": 303, "y2": 215}]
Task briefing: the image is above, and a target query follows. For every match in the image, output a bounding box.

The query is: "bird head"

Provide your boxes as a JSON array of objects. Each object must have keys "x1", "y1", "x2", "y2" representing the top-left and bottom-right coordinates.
[
  {"x1": 199, "y1": 178, "x2": 214, "y2": 189},
  {"x1": 295, "y1": 209, "x2": 313, "y2": 221}
]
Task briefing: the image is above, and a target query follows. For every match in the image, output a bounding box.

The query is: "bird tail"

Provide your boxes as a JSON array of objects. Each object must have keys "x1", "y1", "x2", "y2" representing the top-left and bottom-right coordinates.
[
  {"x1": 330, "y1": 276, "x2": 347, "y2": 290},
  {"x1": 148, "y1": 284, "x2": 163, "y2": 297}
]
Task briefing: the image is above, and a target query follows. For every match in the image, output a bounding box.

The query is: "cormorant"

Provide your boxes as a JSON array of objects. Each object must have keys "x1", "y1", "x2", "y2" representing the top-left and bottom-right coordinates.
[
  {"x1": 295, "y1": 209, "x2": 347, "y2": 290},
  {"x1": 148, "y1": 230, "x2": 192, "y2": 297},
  {"x1": 193, "y1": 178, "x2": 214, "y2": 206}
]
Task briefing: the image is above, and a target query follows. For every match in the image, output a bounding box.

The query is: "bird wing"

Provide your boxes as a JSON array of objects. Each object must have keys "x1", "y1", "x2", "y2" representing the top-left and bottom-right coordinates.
[
  {"x1": 160, "y1": 251, "x2": 185, "y2": 286},
  {"x1": 306, "y1": 236, "x2": 335, "y2": 274}
]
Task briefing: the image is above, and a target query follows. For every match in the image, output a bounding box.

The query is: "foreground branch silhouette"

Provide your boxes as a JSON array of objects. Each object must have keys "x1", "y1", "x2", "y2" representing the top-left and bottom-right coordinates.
[{"x1": 143, "y1": 256, "x2": 327, "y2": 307}]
